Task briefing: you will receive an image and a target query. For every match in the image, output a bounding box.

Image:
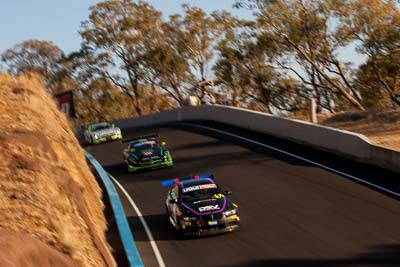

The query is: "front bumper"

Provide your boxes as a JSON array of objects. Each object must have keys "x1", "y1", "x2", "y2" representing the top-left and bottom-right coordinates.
[
  {"x1": 93, "y1": 134, "x2": 123, "y2": 144},
  {"x1": 181, "y1": 214, "x2": 240, "y2": 236},
  {"x1": 126, "y1": 159, "x2": 173, "y2": 172}
]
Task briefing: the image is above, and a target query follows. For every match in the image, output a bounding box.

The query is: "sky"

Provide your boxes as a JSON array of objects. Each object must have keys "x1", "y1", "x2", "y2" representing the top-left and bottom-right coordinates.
[
  {"x1": 0, "y1": 0, "x2": 364, "y2": 67},
  {"x1": 0, "y1": 0, "x2": 251, "y2": 55}
]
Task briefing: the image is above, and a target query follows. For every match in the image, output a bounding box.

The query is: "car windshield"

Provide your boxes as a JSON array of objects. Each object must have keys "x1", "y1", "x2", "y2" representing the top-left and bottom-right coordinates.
[
  {"x1": 181, "y1": 184, "x2": 224, "y2": 202},
  {"x1": 130, "y1": 141, "x2": 161, "y2": 153},
  {"x1": 136, "y1": 143, "x2": 157, "y2": 150},
  {"x1": 90, "y1": 123, "x2": 110, "y2": 131}
]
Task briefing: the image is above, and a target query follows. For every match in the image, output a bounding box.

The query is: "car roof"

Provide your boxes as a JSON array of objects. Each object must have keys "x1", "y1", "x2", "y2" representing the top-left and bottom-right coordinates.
[
  {"x1": 89, "y1": 122, "x2": 108, "y2": 127},
  {"x1": 129, "y1": 138, "x2": 159, "y2": 147},
  {"x1": 179, "y1": 178, "x2": 216, "y2": 189}
]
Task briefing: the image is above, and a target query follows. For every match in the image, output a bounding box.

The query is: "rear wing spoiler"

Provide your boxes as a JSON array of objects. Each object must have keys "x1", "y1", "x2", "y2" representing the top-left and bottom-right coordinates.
[
  {"x1": 161, "y1": 174, "x2": 215, "y2": 187},
  {"x1": 122, "y1": 133, "x2": 159, "y2": 143}
]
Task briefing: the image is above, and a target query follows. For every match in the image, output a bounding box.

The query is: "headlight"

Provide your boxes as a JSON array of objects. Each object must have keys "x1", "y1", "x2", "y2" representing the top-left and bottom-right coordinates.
[
  {"x1": 163, "y1": 152, "x2": 169, "y2": 161},
  {"x1": 163, "y1": 151, "x2": 169, "y2": 160},
  {"x1": 223, "y1": 209, "x2": 237, "y2": 217},
  {"x1": 116, "y1": 128, "x2": 121, "y2": 134},
  {"x1": 183, "y1": 216, "x2": 197, "y2": 221},
  {"x1": 93, "y1": 134, "x2": 99, "y2": 139}
]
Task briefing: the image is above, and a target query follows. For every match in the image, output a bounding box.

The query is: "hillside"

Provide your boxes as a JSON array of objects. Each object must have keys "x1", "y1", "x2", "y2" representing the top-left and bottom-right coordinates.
[
  {"x1": 320, "y1": 110, "x2": 400, "y2": 151},
  {"x1": 0, "y1": 74, "x2": 115, "y2": 267}
]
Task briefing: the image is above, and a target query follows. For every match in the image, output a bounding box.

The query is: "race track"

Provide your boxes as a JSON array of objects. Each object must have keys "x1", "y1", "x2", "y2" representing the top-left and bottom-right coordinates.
[{"x1": 86, "y1": 122, "x2": 400, "y2": 267}]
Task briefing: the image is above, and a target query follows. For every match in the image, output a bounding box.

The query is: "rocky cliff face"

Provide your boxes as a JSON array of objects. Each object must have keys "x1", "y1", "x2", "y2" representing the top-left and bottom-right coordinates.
[{"x1": 0, "y1": 74, "x2": 116, "y2": 267}]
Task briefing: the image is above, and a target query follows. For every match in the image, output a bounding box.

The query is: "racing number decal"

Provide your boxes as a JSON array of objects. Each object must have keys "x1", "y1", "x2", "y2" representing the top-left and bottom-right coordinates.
[{"x1": 213, "y1": 193, "x2": 224, "y2": 199}]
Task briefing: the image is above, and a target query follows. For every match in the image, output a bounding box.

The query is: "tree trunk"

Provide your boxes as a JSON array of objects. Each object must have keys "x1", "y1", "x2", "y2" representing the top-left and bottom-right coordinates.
[
  {"x1": 310, "y1": 97, "x2": 318, "y2": 123},
  {"x1": 282, "y1": 34, "x2": 366, "y2": 111}
]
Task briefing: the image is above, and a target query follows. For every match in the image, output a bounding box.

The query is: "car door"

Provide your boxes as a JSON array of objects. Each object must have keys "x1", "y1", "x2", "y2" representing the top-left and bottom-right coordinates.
[
  {"x1": 167, "y1": 185, "x2": 180, "y2": 225},
  {"x1": 84, "y1": 127, "x2": 90, "y2": 143}
]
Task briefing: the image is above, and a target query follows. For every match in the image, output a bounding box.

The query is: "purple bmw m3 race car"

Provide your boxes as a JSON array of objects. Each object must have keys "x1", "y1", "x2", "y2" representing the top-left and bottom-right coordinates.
[{"x1": 163, "y1": 174, "x2": 240, "y2": 236}]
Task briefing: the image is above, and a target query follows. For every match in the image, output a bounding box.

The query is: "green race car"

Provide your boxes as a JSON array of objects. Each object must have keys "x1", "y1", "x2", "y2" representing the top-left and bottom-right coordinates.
[{"x1": 123, "y1": 134, "x2": 173, "y2": 172}]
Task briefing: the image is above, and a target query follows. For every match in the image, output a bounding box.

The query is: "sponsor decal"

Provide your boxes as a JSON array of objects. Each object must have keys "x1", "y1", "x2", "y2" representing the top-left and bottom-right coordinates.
[
  {"x1": 143, "y1": 151, "x2": 153, "y2": 156},
  {"x1": 208, "y1": 220, "x2": 218, "y2": 226},
  {"x1": 182, "y1": 186, "x2": 198, "y2": 193},
  {"x1": 200, "y1": 184, "x2": 217, "y2": 189},
  {"x1": 198, "y1": 205, "x2": 220, "y2": 212},
  {"x1": 182, "y1": 183, "x2": 217, "y2": 193}
]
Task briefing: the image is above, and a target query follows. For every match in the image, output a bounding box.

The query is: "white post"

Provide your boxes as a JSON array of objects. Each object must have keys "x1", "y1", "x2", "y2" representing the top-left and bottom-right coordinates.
[{"x1": 310, "y1": 97, "x2": 317, "y2": 123}]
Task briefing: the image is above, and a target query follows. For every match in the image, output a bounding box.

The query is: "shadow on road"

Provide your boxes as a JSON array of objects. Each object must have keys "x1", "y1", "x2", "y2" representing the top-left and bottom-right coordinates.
[
  {"x1": 103, "y1": 149, "x2": 275, "y2": 184},
  {"x1": 127, "y1": 214, "x2": 235, "y2": 242},
  {"x1": 216, "y1": 244, "x2": 400, "y2": 267}
]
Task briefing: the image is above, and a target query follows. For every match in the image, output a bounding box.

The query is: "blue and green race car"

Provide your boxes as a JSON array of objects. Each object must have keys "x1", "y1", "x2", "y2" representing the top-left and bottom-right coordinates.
[{"x1": 123, "y1": 134, "x2": 173, "y2": 172}]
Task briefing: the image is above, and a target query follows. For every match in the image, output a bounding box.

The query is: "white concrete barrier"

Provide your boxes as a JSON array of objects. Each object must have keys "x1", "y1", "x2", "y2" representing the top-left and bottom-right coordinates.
[{"x1": 115, "y1": 105, "x2": 400, "y2": 173}]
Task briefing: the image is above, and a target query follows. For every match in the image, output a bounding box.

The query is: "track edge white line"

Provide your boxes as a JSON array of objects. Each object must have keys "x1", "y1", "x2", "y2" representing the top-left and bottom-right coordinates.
[{"x1": 109, "y1": 174, "x2": 166, "y2": 267}]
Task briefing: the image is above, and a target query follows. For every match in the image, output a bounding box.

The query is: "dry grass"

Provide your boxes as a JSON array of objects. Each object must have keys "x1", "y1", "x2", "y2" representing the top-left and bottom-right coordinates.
[
  {"x1": 290, "y1": 109, "x2": 400, "y2": 151},
  {"x1": 320, "y1": 109, "x2": 400, "y2": 151},
  {"x1": 0, "y1": 73, "x2": 115, "y2": 266}
]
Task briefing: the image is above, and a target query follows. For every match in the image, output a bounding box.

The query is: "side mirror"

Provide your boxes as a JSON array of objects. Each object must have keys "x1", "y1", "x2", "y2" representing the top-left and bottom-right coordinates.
[
  {"x1": 169, "y1": 199, "x2": 178, "y2": 204},
  {"x1": 224, "y1": 190, "x2": 232, "y2": 195},
  {"x1": 161, "y1": 141, "x2": 167, "y2": 146}
]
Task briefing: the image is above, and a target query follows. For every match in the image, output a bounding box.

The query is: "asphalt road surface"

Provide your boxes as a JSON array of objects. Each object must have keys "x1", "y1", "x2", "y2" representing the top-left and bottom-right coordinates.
[{"x1": 86, "y1": 122, "x2": 400, "y2": 267}]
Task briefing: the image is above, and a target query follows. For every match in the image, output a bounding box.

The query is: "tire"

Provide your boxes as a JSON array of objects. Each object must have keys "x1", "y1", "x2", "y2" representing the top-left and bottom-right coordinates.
[
  {"x1": 175, "y1": 219, "x2": 187, "y2": 239},
  {"x1": 176, "y1": 223, "x2": 184, "y2": 239},
  {"x1": 84, "y1": 135, "x2": 89, "y2": 145}
]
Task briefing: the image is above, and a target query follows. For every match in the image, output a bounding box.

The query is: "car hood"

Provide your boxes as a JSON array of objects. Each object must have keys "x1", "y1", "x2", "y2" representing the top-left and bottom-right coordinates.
[
  {"x1": 91, "y1": 128, "x2": 119, "y2": 136},
  {"x1": 131, "y1": 147, "x2": 164, "y2": 160},
  {"x1": 181, "y1": 197, "x2": 232, "y2": 216}
]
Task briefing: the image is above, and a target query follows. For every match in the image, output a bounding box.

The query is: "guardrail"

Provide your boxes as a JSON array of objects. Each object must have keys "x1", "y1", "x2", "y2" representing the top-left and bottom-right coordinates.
[
  {"x1": 115, "y1": 105, "x2": 400, "y2": 174},
  {"x1": 85, "y1": 151, "x2": 144, "y2": 267}
]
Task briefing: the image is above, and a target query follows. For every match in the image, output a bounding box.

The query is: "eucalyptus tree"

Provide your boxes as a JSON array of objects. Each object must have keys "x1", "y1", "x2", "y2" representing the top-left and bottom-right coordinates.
[
  {"x1": 80, "y1": 0, "x2": 164, "y2": 115},
  {"x1": 355, "y1": 55, "x2": 400, "y2": 108},
  {"x1": 1, "y1": 39, "x2": 63, "y2": 76},
  {"x1": 144, "y1": 6, "x2": 237, "y2": 102},
  {"x1": 213, "y1": 14, "x2": 250, "y2": 107},
  {"x1": 342, "y1": 0, "x2": 400, "y2": 107},
  {"x1": 235, "y1": 0, "x2": 366, "y2": 111},
  {"x1": 214, "y1": 13, "x2": 307, "y2": 113},
  {"x1": 179, "y1": 5, "x2": 223, "y2": 85},
  {"x1": 1, "y1": 39, "x2": 74, "y2": 93},
  {"x1": 143, "y1": 14, "x2": 194, "y2": 105}
]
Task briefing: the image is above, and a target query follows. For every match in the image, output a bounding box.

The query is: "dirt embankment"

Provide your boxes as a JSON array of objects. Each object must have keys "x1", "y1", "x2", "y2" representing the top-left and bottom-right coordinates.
[
  {"x1": 292, "y1": 110, "x2": 400, "y2": 151},
  {"x1": 0, "y1": 74, "x2": 116, "y2": 267},
  {"x1": 320, "y1": 110, "x2": 400, "y2": 151}
]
